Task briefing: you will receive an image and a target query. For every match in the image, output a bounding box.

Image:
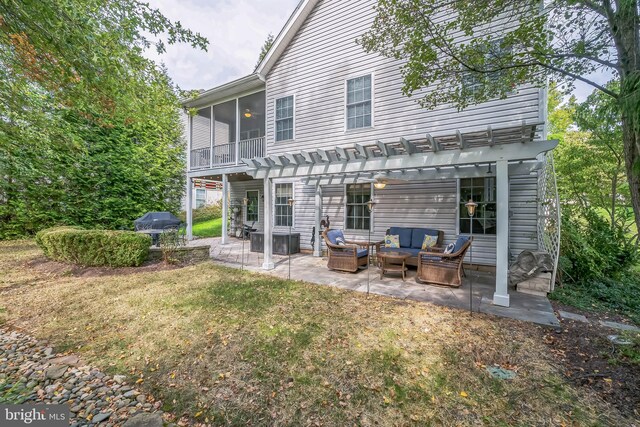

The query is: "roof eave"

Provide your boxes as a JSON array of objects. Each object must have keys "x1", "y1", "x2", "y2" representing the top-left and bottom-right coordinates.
[
  {"x1": 255, "y1": 0, "x2": 319, "y2": 78},
  {"x1": 180, "y1": 73, "x2": 264, "y2": 108}
]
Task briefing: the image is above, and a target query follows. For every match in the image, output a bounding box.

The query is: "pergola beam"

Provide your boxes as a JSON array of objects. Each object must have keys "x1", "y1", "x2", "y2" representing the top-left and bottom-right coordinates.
[
  {"x1": 303, "y1": 161, "x2": 543, "y2": 186},
  {"x1": 246, "y1": 140, "x2": 558, "y2": 180}
]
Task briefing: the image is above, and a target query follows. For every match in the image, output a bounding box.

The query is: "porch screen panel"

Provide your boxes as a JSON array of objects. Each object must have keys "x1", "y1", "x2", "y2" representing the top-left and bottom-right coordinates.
[
  {"x1": 346, "y1": 184, "x2": 371, "y2": 230},
  {"x1": 459, "y1": 178, "x2": 496, "y2": 234},
  {"x1": 246, "y1": 190, "x2": 259, "y2": 223},
  {"x1": 275, "y1": 183, "x2": 293, "y2": 226}
]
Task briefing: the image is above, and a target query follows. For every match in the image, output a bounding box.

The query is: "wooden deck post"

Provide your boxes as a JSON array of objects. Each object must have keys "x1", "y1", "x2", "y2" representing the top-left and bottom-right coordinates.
[
  {"x1": 262, "y1": 178, "x2": 274, "y2": 269},
  {"x1": 221, "y1": 174, "x2": 229, "y2": 245},
  {"x1": 494, "y1": 159, "x2": 510, "y2": 307}
]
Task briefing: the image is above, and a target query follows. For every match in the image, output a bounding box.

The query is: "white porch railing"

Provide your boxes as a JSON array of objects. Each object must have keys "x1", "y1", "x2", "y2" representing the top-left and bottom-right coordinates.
[
  {"x1": 190, "y1": 148, "x2": 210, "y2": 169},
  {"x1": 212, "y1": 142, "x2": 236, "y2": 166},
  {"x1": 239, "y1": 136, "x2": 265, "y2": 159},
  {"x1": 190, "y1": 137, "x2": 265, "y2": 170}
]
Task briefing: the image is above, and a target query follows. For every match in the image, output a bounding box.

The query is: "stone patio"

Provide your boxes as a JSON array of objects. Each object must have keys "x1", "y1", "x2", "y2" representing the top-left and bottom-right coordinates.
[{"x1": 190, "y1": 237, "x2": 560, "y2": 327}]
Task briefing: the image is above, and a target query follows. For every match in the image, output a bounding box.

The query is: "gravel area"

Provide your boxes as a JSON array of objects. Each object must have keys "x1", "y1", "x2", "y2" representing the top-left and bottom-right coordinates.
[{"x1": 0, "y1": 328, "x2": 171, "y2": 426}]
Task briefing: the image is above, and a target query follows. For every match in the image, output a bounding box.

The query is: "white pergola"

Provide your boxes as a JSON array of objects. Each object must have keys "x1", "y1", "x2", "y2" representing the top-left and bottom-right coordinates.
[{"x1": 208, "y1": 122, "x2": 557, "y2": 308}]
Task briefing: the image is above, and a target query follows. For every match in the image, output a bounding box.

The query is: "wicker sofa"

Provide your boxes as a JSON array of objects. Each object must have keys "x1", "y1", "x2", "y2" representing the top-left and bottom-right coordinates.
[
  {"x1": 416, "y1": 236, "x2": 473, "y2": 287},
  {"x1": 377, "y1": 227, "x2": 444, "y2": 267},
  {"x1": 322, "y1": 229, "x2": 372, "y2": 273}
]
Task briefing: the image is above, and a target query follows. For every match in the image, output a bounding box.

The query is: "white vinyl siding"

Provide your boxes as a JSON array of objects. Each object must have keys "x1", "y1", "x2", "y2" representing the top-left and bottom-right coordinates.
[
  {"x1": 346, "y1": 75, "x2": 372, "y2": 129},
  {"x1": 265, "y1": 0, "x2": 542, "y2": 155},
  {"x1": 275, "y1": 96, "x2": 294, "y2": 141}
]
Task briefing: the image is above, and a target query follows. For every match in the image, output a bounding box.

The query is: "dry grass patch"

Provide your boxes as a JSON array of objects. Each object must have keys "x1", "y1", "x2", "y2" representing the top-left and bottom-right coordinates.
[{"x1": 0, "y1": 240, "x2": 633, "y2": 426}]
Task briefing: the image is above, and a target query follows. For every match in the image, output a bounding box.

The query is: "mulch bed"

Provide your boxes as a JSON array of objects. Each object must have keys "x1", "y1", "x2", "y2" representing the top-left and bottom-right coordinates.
[{"x1": 546, "y1": 302, "x2": 640, "y2": 420}]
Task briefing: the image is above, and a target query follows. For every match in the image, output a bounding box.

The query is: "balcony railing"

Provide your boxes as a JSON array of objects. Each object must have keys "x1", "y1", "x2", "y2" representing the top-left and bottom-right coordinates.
[
  {"x1": 239, "y1": 137, "x2": 265, "y2": 159},
  {"x1": 190, "y1": 148, "x2": 210, "y2": 169},
  {"x1": 190, "y1": 137, "x2": 265, "y2": 170}
]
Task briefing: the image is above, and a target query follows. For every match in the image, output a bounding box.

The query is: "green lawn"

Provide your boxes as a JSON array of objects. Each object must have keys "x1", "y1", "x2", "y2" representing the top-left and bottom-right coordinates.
[
  {"x1": 0, "y1": 240, "x2": 632, "y2": 426},
  {"x1": 192, "y1": 217, "x2": 222, "y2": 238}
]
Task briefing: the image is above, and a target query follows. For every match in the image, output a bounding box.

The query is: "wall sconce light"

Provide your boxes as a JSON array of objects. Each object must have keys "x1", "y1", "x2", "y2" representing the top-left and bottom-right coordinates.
[
  {"x1": 373, "y1": 180, "x2": 386, "y2": 190},
  {"x1": 244, "y1": 109, "x2": 252, "y2": 118}
]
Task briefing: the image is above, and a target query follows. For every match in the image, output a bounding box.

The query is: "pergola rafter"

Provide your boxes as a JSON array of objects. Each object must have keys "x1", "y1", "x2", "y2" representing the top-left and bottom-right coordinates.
[{"x1": 241, "y1": 122, "x2": 550, "y2": 180}]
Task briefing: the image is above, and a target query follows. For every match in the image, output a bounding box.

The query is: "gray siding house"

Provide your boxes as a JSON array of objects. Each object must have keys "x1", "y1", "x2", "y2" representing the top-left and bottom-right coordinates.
[{"x1": 182, "y1": 0, "x2": 560, "y2": 308}]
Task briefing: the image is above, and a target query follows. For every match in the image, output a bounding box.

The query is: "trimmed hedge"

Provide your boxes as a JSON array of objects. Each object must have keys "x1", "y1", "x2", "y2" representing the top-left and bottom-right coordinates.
[{"x1": 36, "y1": 227, "x2": 151, "y2": 267}]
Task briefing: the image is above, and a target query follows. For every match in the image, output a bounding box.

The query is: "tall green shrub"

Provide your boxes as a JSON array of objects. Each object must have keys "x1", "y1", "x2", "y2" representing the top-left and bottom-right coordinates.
[
  {"x1": 559, "y1": 207, "x2": 638, "y2": 283},
  {"x1": 37, "y1": 228, "x2": 151, "y2": 267}
]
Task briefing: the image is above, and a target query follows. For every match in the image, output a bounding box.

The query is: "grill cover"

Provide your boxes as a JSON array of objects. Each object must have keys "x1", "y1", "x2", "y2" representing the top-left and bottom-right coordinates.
[{"x1": 134, "y1": 212, "x2": 181, "y2": 229}]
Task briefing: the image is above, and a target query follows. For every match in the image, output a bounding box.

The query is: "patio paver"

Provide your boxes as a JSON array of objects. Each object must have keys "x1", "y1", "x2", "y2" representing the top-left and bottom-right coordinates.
[{"x1": 190, "y1": 237, "x2": 560, "y2": 327}]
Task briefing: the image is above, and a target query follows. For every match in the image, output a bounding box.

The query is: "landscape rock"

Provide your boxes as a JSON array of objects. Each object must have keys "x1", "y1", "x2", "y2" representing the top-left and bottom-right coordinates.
[
  {"x1": 45, "y1": 364, "x2": 68, "y2": 380},
  {"x1": 122, "y1": 412, "x2": 164, "y2": 427},
  {"x1": 0, "y1": 327, "x2": 169, "y2": 427}
]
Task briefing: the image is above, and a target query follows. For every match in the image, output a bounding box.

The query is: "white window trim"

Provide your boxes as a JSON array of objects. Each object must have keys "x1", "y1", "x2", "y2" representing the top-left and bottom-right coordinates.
[
  {"x1": 245, "y1": 189, "x2": 260, "y2": 223},
  {"x1": 273, "y1": 180, "x2": 295, "y2": 229},
  {"x1": 344, "y1": 73, "x2": 375, "y2": 132},
  {"x1": 274, "y1": 94, "x2": 295, "y2": 142},
  {"x1": 343, "y1": 182, "x2": 374, "y2": 231},
  {"x1": 457, "y1": 177, "x2": 498, "y2": 237}
]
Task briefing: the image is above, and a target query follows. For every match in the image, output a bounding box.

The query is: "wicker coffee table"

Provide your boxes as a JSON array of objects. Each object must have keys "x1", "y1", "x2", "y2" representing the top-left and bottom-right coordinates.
[{"x1": 377, "y1": 251, "x2": 411, "y2": 281}]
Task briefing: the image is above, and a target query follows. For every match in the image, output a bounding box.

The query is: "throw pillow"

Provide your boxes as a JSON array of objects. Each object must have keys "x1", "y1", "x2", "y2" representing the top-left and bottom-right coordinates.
[
  {"x1": 421, "y1": 234, "x2": 437, "y2": 250},
  {"x1": 335, "y1": 236, "x2": 346, "y2": 246},
  {"x1": 385, "y1": 234, "x2": 400, "y2": 248},
  {"x1": 443, "y1": 243, "x2": 456, "y2": 254}
]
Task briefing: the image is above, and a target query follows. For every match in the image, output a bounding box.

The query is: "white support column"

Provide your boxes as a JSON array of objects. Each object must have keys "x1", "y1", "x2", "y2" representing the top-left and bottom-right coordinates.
[
  {"x1": 262, "y1": 178, "x2": 274, "y2": 270},
  {"x1": 313, "y1": 184, "x2": 322, "y2": 257},
  {"x1": 494, "y1": 159, "x2": 510, "y2": 307},
  {"x1": 221, "y1": 174, "x2": 229, "y2": 244},
  {"x1": 186, "y1": 178, "x2": 193, "y2": 240},
  {"x1": 235, "y1": 98, "x2": 240, "y2": 165}
]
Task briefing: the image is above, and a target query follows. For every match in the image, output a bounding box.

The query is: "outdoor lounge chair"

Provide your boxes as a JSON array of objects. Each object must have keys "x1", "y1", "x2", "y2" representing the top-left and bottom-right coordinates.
[
  {"x1": 321, "y1": 229, "x2": 370, "y2": 273},
  {"x1": 416, "y1": 236, "x2": 473, "y2": 287}
]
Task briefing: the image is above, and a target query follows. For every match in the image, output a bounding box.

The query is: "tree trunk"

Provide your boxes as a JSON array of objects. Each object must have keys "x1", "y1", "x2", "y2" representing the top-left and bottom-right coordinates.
[{"x1": 622, "y1": 115, "x2": 640, "y2": 241}]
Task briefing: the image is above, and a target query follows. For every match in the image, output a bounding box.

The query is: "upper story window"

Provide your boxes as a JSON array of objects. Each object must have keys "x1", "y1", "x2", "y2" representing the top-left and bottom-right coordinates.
[
  {"x1": 461, "y1": 39, "x2": 512, "y2": 96},
  {"x1": 275, "y1": 96, "x2": 294, "y2": 141},
  {"x1": 345, "y1": 183, "x2": 371, "y2": 230},
  {"x1": 346, "y1": 74, "x2": 372, "y2": 130},
  {"x1": 459, "y1": 178, "x2": 496, "y2": 235},
  {"x1": 274, "y1": 183, "x2": 293, "y2": 227}
]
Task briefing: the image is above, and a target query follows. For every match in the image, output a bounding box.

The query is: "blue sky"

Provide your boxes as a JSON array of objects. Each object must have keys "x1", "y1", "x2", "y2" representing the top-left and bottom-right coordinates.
[{"x1": 147, "y1": 0, "x2": 612, "y2": 102}]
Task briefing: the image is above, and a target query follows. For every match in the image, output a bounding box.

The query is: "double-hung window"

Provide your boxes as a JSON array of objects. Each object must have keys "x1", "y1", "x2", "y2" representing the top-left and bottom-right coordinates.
[
  {"x1": 346, "y1": 75, "x2": 372, "y2": 130},
  {"x1": 195, "y1": 189, "x2": 206, "y2": 208},
  {"x1": 274, "y1": 183, "x2": 293, "y2": 227},
  {"x1": 345, "y1": 184, "x2": 371, "y2": 230},
  {"x1": 275, "y1": 96, "x2": 294, "y2": 141},
  {"x1": 245, "y1": 190, "x2": 259, "y2": 223},
  {"x1": 459, "y1": 178, "x2": 496, "y2": 235}
]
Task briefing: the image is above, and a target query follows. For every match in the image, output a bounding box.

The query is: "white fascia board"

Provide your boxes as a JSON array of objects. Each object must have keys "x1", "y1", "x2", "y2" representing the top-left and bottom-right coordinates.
[
  {"x1": 180, "y1": 74, "x2": 264, "y2": 109},
  {"x1": 255, "y1": 0, "x2": 320, "y2": 79}
]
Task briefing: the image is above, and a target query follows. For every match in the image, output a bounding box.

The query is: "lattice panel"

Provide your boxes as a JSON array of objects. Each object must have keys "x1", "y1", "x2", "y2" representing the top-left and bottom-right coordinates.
[{"x1": 537, "y1": 152, "x2": 561, "y2": 289}]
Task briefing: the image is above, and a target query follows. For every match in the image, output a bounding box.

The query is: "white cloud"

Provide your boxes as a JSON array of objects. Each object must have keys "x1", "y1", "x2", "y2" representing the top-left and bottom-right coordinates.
[{"x1": 146, "y1": 0, "x2": 300, "y2": 90}]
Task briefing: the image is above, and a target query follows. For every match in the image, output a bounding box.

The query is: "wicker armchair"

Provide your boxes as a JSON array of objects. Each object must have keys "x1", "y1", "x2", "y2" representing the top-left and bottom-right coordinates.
[
  {"x1": 416, "y1": 236, "x2": 473, "y2": 287},
  {"x1": 322, "y1": 229, "x2": 370, "y2": 273}
]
